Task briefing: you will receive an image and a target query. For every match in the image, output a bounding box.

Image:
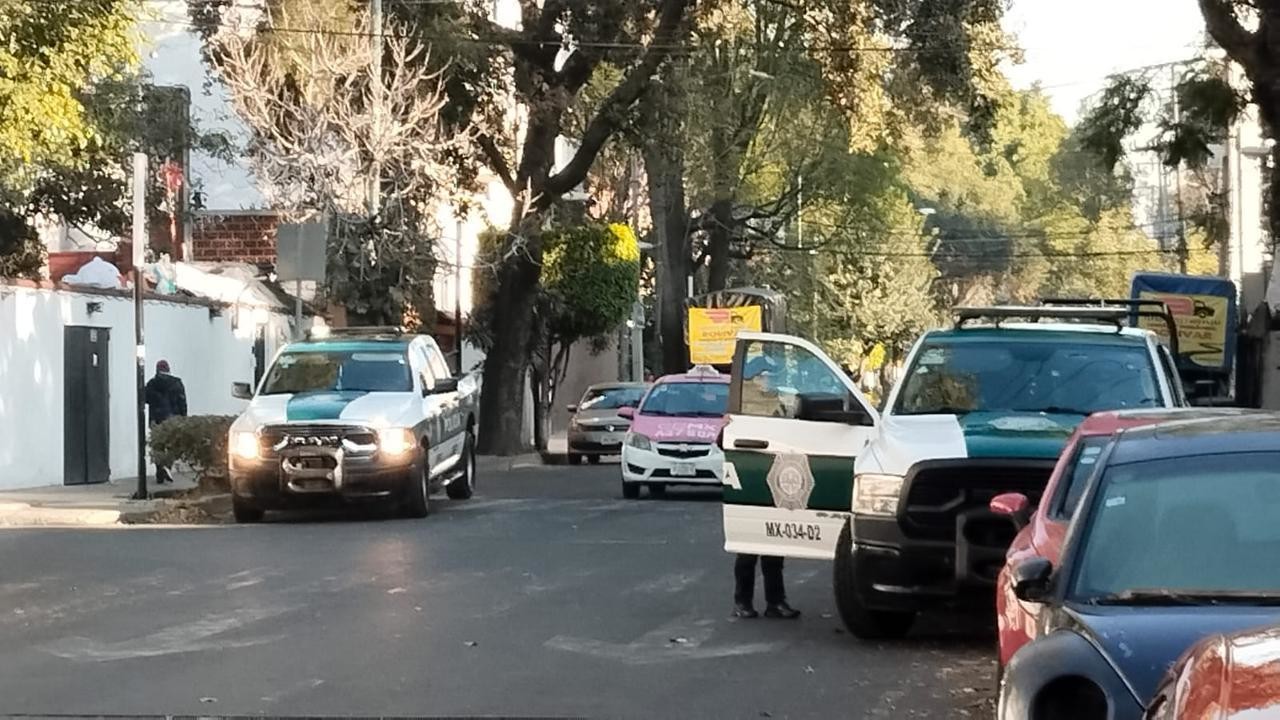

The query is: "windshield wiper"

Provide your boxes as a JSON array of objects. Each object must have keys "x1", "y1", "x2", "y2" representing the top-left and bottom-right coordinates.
[
  {"x1": 1088, "y1": 588, "x2": 1280, "y2": 606},
  {"x1": 896, "y1": 406, "x2": 973, "y2": 416},
  {"x1": 1012, "y1": 406, "x2": 1093, "y2": 416}
]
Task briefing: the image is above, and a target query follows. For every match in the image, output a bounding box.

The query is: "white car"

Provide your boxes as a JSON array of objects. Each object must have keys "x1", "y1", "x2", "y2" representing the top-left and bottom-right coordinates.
[
  {"x1": 619, "y1": 366, "x2": 730, "y2": 499},
  {"x1": 227, "y1": 327, "x2": 479, "y2": 522}
]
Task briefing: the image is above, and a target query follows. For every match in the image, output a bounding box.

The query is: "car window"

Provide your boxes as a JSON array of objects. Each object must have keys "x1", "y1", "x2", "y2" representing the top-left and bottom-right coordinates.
[
  {"x1": 1069, "y1": 451, "x2": 1280, "y2": 600},
  {"x1": 1157, "y1": 344, "x2": 1186, "y2": 405},
  {"x1": 738, "y1": 339, "x2": 851, "y2": 419},
  {"x1": 893, "y1": 338, "x2": 1163, "y2": 416},
  {"x1": 580, "y1": 386, "x2": 646, "y2": 410},
  {"x1": 639, "y1": 382, "x2": 728, "y2": 417},
  {"x1": 427, "y1": 346, "x2": 452, "y2": 381},
  {"x1": 411, "y1": 344, "x2": 435, "y2": 391},
  {"x1": 261, "y1": 350, "x2": 412, "y2": 394},
  {"x1": 1049, "y1": 436, "x2": 1109, "y2": 519}
]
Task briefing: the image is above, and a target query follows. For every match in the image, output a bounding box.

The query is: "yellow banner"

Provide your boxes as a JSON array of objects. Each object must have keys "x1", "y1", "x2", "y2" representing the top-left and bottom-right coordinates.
[
  {"x1": 1136, "y1": 291, "x2": 1230, "y2": 367},
  {"x1": 688, "y1": 306, "x2": 762, "y2": 364}
]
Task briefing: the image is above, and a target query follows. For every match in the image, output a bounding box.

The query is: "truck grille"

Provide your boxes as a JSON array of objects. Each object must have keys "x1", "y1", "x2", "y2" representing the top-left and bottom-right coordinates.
[
  {"x1": 901, "y1": 460, "x2": 1056, "y2": 540},
  {"x1": 259, "y1": 424, "x2": 378, "y2": 456}
]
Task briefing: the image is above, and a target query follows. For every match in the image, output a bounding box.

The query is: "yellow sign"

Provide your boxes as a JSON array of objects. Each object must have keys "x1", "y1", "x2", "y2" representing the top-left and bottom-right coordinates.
[
  {"x1": 1136, "y1": 291, "x2": 1230, "y2": 367},
  {"x1": 688, "y1": 306, "x2": 762, "y2": 364}
]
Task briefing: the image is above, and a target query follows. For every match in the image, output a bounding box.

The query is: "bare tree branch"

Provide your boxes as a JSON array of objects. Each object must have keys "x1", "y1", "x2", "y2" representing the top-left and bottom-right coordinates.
[
  {"x1": 1198, "y1": 0, "x2": 1261, "y2": 73},
  {"x1": 476, "y1": 132, "x2": 517, "y2": 193}
]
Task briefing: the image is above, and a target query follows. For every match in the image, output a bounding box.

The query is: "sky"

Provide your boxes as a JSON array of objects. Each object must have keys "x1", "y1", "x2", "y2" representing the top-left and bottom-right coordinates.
[{"x1": 1003, "y1": 0, "x2": 1210, "y2": 125}]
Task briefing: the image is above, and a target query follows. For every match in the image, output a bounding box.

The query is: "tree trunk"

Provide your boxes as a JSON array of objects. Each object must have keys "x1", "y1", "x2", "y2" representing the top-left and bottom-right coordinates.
[
  {"x1": 706, "y1": 197, "x2": 734, "y2": 291},
  {"x1": 645, "y1": 141, "x2": 691, "y2": 375}
]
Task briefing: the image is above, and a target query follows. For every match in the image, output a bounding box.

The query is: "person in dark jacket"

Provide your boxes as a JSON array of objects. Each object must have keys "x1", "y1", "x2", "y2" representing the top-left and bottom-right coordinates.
[{"x1": 145, "y1": 360, "x2": 187, "y2": 484}]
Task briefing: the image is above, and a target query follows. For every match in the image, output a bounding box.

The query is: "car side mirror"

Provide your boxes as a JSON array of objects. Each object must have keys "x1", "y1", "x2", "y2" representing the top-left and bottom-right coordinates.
[
  {"x1": 566, "y1": 403, "x2": 578, "y2": 413},
  {"x1": 430, "y1": 376, "x2": 460, "y2": 395},
  {"x1": 617, "y1": 406, "x2": 635, "y2": 419},
  {"x1": 232, "y1": 381, "x2": 254, "y2": 400},
  {"x1": 990, "y1": 492, "x2": 1032, "y2": 530},
  {"x1": 796, "y1": 394, "x2": 873, "y2": 426},
  {"x1": 1011, "y1": 557, "x2": 1054, "y2": 603}
]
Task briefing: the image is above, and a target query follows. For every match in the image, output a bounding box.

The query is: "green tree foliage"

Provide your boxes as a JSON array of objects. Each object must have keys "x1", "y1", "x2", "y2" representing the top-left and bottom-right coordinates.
[{"x1": 0, "y1": 206, "x2": 44, "y2": 278}]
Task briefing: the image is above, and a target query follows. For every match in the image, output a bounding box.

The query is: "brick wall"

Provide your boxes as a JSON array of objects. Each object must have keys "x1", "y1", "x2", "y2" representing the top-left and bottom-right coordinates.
[{"x1": 192, "y1": 212, "x2": 279, "y2": 264}]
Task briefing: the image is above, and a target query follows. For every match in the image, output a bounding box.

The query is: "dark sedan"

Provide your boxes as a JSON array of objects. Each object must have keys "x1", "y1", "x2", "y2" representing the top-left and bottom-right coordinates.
[
  {"x1": 997, "y1": 414, "x2": 1280, "y2": 720},
  {"x1": 566, "y1": 382, "x2": 649, "y2": 464}
]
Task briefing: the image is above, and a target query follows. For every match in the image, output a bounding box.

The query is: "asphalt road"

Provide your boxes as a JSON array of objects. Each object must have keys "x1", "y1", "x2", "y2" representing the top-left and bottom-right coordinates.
[{"x1": 0, "y1": 461, "x2": 995, "y2": 719}]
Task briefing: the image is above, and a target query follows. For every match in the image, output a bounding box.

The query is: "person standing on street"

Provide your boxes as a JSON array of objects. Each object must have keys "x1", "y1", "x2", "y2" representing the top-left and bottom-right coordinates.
[
  {"x1": 145, "y1": 359, "x2": 187, "y2": 484},
  {"x1": 733, "y1": 554, "x2": 800, "y2": 619}
]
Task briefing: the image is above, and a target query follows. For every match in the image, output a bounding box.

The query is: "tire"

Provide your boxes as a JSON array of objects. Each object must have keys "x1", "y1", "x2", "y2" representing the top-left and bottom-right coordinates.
[
  {"x1": 232, "y1": 496, "x2": 264, "y2": 524},
  {"x1": 588, "y1": 455, "x2": 601, "y2": 465},
  {"x1": 622, "y1": 480, "x2": 641, "y2": 499},
  {"x1": 403, "y1": 460, "x2": 430, "y2": 519},
  {"x1": 833, "y1": 520, "x2": 915, "y2": 640},
  {"x1": 446, "y1": 432, "x2": 476, "y2": 500},
  {"x1": 648, "y1": 482, "x2": 667, "y2": 497},
  {"x1": 569, "y1": 453, "x2": 583, "y2": 465}
]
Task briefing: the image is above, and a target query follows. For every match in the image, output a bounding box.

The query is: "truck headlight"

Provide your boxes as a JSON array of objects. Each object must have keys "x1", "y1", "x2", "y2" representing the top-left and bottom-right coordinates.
[
  {"x1": 232, "y1": 431, "x2": 259, "y2": 460},
  {"x1": 853, "y1": 473, "x2": 904, "y2": 516},
  {"x1": 625, "y1": 432, "x2": 652, "y2": 452},
  {"x1": 379, "y1": 428, "x2": 416, "y2": 456}
]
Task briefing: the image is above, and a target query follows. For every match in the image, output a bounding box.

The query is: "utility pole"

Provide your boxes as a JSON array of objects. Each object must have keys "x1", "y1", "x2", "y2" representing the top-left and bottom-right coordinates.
[
  {"x1": 368, "y1": 0, "x2": 383, "y2": 219},
  {"x1": 131, "y1": 153, "x2": 149, "y2": 501},
  {"x1": 1170, "y1": 65, "x2": 1189, "y2": 273},
  {"x1": 455, "y1": 218, "x2": 464, "y2": 374}
]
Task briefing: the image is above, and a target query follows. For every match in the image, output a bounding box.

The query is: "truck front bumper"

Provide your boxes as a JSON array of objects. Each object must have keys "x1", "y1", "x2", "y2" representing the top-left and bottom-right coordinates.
[{"x1": 230, "y1": 448, "x2": 422, "y2": 509}]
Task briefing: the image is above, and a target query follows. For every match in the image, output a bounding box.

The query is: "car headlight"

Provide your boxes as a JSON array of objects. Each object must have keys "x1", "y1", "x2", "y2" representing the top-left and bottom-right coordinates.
[
  {"x1": 853, "y1": 473, "x2": 905, "y2": 516},
  {"x1": 379, "y1": 428, "x2": 416, "y2": 456},
  {"x1": 625, "y1": 432, "x2": 652, "y2": 452},
  {"x1": 232, "y1": 431, "x2": 259, "y2": 460}
]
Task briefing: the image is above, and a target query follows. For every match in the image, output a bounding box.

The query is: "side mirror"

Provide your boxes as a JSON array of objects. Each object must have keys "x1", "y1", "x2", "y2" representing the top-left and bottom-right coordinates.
[
  {"x1": 232, "y1": 382, "x2": 254, "y2": 400},
  {"x1": 1011, "y1": 557, "x2": 1054, "y2": 603},
  {"x1": 430, "y1": 376, "x2": 460, "y2": 395},
  {"x1": 990, "y1": 492, "x2": 1032, "y2": 530},
  {"x1": 796, "y1": 394, "x2": 873, "y2": 426},
  {"x1": 566, "y1": 404, "x2": 578, "y2": 413},
  {"x1": 617, "y1": 406, "x2": 635, "y2": 419}
]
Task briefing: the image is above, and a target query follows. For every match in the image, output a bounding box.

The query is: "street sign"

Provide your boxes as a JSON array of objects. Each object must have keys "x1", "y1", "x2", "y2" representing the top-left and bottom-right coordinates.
[{"x1": 276, "y1": 220, "x2": 327, "y2": 282}]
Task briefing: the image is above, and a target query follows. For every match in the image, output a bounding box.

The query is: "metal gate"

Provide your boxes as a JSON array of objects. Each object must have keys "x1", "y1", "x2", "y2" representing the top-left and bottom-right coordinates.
[{"x1": 64, "y1": 326, "x2": 110, "y2": 485}]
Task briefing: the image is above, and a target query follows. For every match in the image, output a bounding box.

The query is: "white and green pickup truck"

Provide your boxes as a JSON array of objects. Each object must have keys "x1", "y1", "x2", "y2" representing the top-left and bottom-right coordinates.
[{"x1": 720, "y1": 306, "x2": 1186, "y2": 639}]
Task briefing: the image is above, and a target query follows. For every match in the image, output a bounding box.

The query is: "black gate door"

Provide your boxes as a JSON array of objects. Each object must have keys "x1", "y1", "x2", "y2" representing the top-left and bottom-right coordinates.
[{"x1": 64, "y1": 326, "x2": 110, "y2": 485}]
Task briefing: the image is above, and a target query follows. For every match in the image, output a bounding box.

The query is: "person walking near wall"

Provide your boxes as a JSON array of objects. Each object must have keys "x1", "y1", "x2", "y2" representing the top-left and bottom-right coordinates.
[{"x1": 145, "y1": 360, "x2": 187, "y2": 484}]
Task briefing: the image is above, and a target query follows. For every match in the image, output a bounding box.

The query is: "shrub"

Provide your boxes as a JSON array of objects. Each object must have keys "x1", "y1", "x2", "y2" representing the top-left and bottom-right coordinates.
[{"x1": 149, "y1": 415, "x2": 236, "y2": 490}]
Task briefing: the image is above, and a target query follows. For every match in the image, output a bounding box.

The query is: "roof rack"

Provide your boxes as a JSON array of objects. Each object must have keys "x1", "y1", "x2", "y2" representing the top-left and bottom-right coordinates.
[
  {"x1": 308, "y1": 325, "x2": 407, "y2": 340},
  {"x1": 1040, "y1": 298, "x2": 1179, "y2": 357},
  {"x1": 953, "y1": 305, "x2": 1129, "y2": 330}
]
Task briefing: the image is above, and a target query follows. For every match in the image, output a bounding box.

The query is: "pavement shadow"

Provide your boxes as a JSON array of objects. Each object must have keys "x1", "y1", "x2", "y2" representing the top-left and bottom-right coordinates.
[
  {"x1": 263, "y1": 497, "x2": 468, "y2": 525},
  {"x1": 635, "y1": 487, "x2": 723, "y2": 503}
]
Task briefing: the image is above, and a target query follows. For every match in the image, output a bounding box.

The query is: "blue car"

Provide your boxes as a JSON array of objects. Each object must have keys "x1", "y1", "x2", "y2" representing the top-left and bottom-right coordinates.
[{"x1": 998, "y1": 414, "x2": 1280, "y2": 720}]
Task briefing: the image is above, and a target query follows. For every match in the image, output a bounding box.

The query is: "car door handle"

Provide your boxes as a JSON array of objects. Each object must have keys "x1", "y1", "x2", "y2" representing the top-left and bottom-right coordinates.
[{"x1": 734, "y1": 438, "x2": 769, "y2": 449}]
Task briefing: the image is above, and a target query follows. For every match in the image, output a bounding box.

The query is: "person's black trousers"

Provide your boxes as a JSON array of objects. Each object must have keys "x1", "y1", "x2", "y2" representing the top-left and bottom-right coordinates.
[{"x1": 734, "y1": 554, "x2": 786, "y2": 606}]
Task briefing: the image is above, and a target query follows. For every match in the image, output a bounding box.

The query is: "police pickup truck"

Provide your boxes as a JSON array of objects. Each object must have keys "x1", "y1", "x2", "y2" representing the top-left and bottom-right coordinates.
[
  {"x1": 720, "y1": 305, "x2": 1186, "y2": 639},
  {"x1": 227, "y1": 326, "x2": 479, "y2": 522}
]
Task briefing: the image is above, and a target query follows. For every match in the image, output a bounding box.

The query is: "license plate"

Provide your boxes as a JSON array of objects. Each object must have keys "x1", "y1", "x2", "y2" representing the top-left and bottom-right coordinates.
[
  {"x1": 602, "y1": 437, "x2": 621, "y2": 446},
  {"x1": 765, "y1": 521, "x2": 822, "y2": 542},
  {"x1": 671, "y1": 462, "x2": 696, "y2": 477}
]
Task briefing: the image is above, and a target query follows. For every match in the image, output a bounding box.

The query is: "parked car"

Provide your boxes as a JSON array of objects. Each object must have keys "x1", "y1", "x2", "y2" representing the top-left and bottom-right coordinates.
[
  {"x1": 1146, "y1": 623, "x2": 1280, "y2": 719},
  {"x1": 620, "y1": 365, "x2": 729, "y2": 499},
  {"x1": 995, "y1": 414, "x2": 1280, "y2": 720},
  {"x1": 720, "y1": 305, "x2": 1189, "y2": 640},
  {"x1": 566, "y1": 382, "x2": 649, "y2": 465},
  {"x1": 227, "y1": 326, "x2": 479, "y2": 522},
  {"x1": 995, "y1": 407, "x2": 1254, "y2": 670}
]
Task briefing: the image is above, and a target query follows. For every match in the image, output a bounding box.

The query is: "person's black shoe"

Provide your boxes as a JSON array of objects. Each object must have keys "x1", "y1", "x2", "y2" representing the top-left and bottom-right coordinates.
[
  {"x1": 764, "y1": 602, "x2": 801, "y2": 619},
  {"x1": 732, "y1": 603, "x2": 759, "y2": 619}
]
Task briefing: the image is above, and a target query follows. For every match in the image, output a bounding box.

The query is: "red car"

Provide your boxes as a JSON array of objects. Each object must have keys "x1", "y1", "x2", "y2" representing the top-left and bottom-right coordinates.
[
  {"x1": 1147, "y1": 623, "x2": 1280, "y2": 719},
  {"x1": 992, "y1": 408, "x2": 1250, "y2": 672}
]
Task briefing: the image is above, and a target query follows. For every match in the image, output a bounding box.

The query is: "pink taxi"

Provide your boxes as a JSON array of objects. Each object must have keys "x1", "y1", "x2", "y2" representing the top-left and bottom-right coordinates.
[{"x1": 618, "y1": 366, "x2": 729, "y2": 499}]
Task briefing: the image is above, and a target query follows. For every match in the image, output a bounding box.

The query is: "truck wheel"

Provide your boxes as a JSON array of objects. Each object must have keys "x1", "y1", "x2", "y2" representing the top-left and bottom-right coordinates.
[
  {"x1": 833, "y1": 520, "x2": 914, "y2": 640},
  {"x1": 404, "y1": 462, "x2": 430, "y2": 518},
  {"x1": 446, "y1": 431, "x2": 476, "y2": 500},
  {"x1": 622, "y1": 480, "x2": 640, "y2": 499},
  {"x1": 232, "y1": 496, "x2": 264, "y2": 524}
]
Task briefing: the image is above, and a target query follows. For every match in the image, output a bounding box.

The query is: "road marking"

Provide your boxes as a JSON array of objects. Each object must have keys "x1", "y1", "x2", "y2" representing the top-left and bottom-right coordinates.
[
  {"x1": 545, "y1": 614, "x2": 781, "y2": 665},
  {"x1": 41, "y1": 606, "x2": 289, "y2": 661}
]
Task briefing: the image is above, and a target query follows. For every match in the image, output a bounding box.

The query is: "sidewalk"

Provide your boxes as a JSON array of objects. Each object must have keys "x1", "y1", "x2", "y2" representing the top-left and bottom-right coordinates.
[
  {"x1": 0, "y1": 474, "x2": 198, "y2": 527},
  {"x1": 476, "y1": 432, "x2": 571, "y2": 471}
]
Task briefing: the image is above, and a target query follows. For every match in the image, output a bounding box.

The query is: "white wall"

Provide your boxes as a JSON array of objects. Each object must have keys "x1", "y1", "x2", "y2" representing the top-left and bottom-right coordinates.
[{"x1": 0, "y1": 284, "x2": 286, "y2": 490}]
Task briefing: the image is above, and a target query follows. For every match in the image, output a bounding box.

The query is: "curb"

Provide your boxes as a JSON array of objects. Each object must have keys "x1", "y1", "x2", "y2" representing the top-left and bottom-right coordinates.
[
  {"x1": 0, "y1": 502, "x2": 123, "y2": 527},
  {"x1": 119, "y1": 494, "x2": 232, "y2": 524}
]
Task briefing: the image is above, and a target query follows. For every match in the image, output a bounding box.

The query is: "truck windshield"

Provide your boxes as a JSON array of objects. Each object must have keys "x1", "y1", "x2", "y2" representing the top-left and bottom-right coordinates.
[
  {"x1": 893, "y1": 339, "x2": 1161, "y2": 416},
  {"x1": 261, "y1": 351, "x2": 412, "y2": 394},
  {"x1": 639, "y1": 382, "x2": 729, "y2": 417}
]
